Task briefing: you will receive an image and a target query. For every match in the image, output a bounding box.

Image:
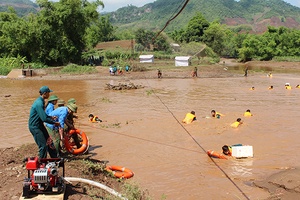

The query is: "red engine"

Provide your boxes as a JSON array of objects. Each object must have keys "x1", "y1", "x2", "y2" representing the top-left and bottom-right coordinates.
[{"x1": 22, "y1": 157, "x2": 65, "y2": 198}]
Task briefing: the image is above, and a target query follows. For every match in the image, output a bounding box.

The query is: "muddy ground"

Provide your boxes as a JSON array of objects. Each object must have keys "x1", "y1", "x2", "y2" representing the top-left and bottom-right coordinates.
[{"x1": 0, "y1": 143, "x2": 133, "y2": 200}]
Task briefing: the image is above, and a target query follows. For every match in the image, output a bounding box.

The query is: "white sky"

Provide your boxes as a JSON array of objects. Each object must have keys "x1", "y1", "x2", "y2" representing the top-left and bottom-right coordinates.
[{"x1": 32, "y1": 1, "x2": 300, "y2": 13}]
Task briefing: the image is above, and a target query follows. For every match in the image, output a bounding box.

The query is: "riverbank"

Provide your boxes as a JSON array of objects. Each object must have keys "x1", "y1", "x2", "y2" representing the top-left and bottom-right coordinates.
[{"x1": 16, "y1": 59, "x2": 300, "y2": 81}]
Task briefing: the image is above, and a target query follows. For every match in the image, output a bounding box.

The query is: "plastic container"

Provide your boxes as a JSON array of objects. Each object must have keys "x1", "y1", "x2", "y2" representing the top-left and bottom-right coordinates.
[{"x1": 231, "y1": 145, "x2": 253, "y2": 158}]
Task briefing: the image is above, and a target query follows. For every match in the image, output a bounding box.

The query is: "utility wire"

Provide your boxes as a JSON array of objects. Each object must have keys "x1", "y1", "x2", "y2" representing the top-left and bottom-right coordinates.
[
  {"x1": 143, "y1": 78, "x2": 250, "y2": 200},
  {"x1": 153, "y1": 0, "x2": 190, "y2": 41}
]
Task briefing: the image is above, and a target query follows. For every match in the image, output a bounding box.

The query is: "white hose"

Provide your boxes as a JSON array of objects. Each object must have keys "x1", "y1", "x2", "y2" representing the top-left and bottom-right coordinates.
[{"x1": 64, "y1": 177, "x2": 128, "y2": 200}]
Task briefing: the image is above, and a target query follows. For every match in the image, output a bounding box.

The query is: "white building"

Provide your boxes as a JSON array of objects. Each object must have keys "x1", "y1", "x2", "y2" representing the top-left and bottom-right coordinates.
[
  {"x1": 139, "y1": 55, "x2": 154, "y2": 63},
  {"x1": 175, "y1": 56, "x2": 191, "y2": 66}
]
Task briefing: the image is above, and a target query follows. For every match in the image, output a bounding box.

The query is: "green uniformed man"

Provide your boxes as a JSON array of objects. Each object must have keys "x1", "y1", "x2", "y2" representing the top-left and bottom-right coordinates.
[{"x1": 28, "y1": 86, "x2": 60, "y2": 158}]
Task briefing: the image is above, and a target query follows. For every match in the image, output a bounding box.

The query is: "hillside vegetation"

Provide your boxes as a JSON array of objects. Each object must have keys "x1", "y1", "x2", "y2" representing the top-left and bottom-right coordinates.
[
  {"x1": 0, "y1": 0, "x2": 38, "y2": 16},
  {"x1": 108, "y1": 0, "x2": 300, "y2": 33},
  {"x1": 2, "y1": 0, "x2": 300, "y2": 32}
]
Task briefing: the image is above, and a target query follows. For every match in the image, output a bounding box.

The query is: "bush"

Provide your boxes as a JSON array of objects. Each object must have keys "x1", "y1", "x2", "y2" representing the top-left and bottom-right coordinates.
[
  {"x1": 0, "y1": 56, "x2": 27, "y2": 75},
  {"x1": 60, "y1": 64, "x2": 97, "y2": 74}
]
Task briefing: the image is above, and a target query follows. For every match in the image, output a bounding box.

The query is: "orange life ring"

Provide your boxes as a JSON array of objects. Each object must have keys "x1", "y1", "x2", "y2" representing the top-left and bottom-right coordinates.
[
  {"x1": 207, "y1": 150, "x2": 227, "y2": 159},
  {"x1": 64, "y1": 129, "x2": 89, "y2": 155},
  {"x1": 105, "y1": 165, "x2": 134, "y2": 179}
]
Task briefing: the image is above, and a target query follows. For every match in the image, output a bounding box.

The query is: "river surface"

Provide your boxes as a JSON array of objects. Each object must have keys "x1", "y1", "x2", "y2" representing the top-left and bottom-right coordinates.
[{"x1": 1, "y1": 72, "x2": 300, "y2": 199}]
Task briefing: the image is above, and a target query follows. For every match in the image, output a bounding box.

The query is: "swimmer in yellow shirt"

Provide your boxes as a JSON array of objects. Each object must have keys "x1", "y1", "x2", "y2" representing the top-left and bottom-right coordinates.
[
  {"x1": 250, "y1": 86, "x2": 255, "y2": 90},
  {"x1": 268, "y1": 85, "x2": 273, "y2": 90},
  {"x1": 285, "y1": 83, "x2": 292, "y2": 90},
  {"x1": 244, "y1": 109, "x2": 253, "y2": 117},
  {"x1": 182, "y1": 111, "x2": 196, "y2": 124},
  {"x1": 231, "y1": 118, "x2": 243, "y2": 128}
]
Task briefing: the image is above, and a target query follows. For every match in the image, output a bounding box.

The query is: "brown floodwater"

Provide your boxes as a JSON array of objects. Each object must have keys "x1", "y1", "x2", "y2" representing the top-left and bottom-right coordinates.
[{"x1": 1, "y1": 72, "x2": 300, "y2": 199}]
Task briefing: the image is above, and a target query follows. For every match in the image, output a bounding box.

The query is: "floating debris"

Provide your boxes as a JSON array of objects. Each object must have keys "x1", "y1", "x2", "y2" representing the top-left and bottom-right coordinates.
[{"x1": 106, "y1": 82, "x2": 144, "y2": 90}]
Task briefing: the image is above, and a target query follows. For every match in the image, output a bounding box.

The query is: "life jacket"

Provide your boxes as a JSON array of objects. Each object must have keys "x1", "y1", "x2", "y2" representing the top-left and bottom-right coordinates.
[
  {"x1": 90, "y1": 116, "x2": 99, "y2": 123},
  {"x1": 214, "y1": 112, "x2": 223, "y2": 118},
  {"x1": 244, "y1": 112, "x2": 252, "y2": 117},
  {"x1": 182, "y1": 113, "x2": 196, "y2": 124},
  {"x1": 231, "y1": 121, "x2": 240, "y2": 128},
  {"x1": 285, "y1": 86, "x2": 292, "y2": 90},
  {"x1": 224, "y1": 146, "x2": 232, "y2": 156}
]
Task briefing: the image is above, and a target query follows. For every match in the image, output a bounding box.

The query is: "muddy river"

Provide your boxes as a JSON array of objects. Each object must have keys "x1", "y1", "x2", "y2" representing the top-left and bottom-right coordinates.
[{"x1": 1, "y1": 71, "x2": 300, "y2": 199}]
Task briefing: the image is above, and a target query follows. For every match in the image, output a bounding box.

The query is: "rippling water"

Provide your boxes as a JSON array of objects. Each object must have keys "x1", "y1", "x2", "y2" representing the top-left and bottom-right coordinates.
[{"x1": 1, "y1": 73, "x2": 300, "y2": 199}]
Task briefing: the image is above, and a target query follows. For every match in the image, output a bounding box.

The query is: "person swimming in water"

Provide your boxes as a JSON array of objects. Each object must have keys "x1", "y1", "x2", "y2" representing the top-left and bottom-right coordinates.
[
  {"x1": 231, "y1": 118, "x2": 243, "y2": 128},
  {"x1": 211, "y1": 110, "x2": 224, "y2": 119},
  {"x1": 244, "y1": 109, "x2": 253, "y2": 117}
]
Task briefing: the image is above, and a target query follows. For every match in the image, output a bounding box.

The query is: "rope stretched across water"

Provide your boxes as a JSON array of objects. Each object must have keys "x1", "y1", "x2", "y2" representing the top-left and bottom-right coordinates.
[{"x1": 143, "y1": 77, "x2": 250, "y2": 200}]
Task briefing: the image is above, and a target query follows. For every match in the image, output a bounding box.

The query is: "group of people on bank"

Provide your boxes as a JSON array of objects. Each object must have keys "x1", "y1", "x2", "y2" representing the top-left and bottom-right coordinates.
[
  {"x1": 109, "y1": 62, "x2": 130, "y2": 75},
  {"x1": 28, "y1": 86, "x2": 78, "y2": 158}
]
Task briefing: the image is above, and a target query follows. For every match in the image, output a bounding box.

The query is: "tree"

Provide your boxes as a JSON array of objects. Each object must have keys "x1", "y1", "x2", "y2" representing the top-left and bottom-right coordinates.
[
  {"x1": 202, "y1": 21, "x2": 229, "y2": 56},
  {"x1": 85, "y1": 15, "x2": 116, "y2": 48},
  {"x1": 30, "y1": 0, "x2": 104, "y2": 65},
  {"x1": 183, "y1": 13, "x2": 210, "y2": 43},
  {"x1": 135, "y1": 28, "x2": 155, "y2": 50},
  {"x1": 153, "y1": 33, "x2": 171, "y2": 52}
]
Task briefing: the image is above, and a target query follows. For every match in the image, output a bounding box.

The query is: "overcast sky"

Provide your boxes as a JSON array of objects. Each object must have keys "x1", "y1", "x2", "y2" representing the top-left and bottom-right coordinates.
[
  {"x1": 32, "y1": 1, "x2": 300, "y2": 12},
  {"x1": 100, "y1": 0, "x2": 300, "y2": 12}
]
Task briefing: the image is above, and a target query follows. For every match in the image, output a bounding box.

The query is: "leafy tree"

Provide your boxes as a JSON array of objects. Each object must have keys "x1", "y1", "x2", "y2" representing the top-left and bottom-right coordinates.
[
  {"x1": 135, "y1": 29, "x2": 170, "y2": 52},
  {"x1": 29, "y1": 0, "x2": 104, "y2": 65},
  {"x1": 169, "y1": 29, "x2": 185, "y2": 43},
  {"x1": 0, "y1": 9, "x2": 31, "y2": 58},
  {"x1": 183, "y1": 13, "x2": 210, "y2": 43},
  {"x1": 202, "y1": 21, "x2": 229, "y2": 55},
  {"x1": 238, "y1": 34, "x2": 260, "y2": 61},
  {"x1": 85, "y1": 15, "x2": 116, "y2": 48},
  {"x1": 135, "y1": 28, "x2": 155, "y2": 50},
  {"x1": 153, "y1": 33, "x2": 171, "y2": 52}
]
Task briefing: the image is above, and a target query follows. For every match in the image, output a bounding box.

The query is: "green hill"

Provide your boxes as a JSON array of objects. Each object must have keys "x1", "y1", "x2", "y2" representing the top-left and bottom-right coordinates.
[
  {"x1": 2, "y1": 0, "x2": 300, "y2": 33},
  {"x1": 0, "y1": 0, "x2": 38, "y2": 16},
  {"x1": 108, "y1": 0, "x2": 300, "y2": 33}
]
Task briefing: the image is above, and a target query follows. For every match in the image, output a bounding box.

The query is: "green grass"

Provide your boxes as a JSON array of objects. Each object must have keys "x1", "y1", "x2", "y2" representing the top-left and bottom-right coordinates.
[{"x1": 59, "y1": 64, "x2": 97, "y2": 74}]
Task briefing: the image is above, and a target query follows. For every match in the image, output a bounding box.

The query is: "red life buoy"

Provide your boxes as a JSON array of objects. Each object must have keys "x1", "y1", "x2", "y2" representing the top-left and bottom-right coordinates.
[
  {"x1": 64, "y1": 129, "x2": 89, "y2": 155},
  {"x1": 207, "y1": 150, "x2": 227, "y2": 159},
  {"x1": 105, "y1": 165, "x2": 134, "y2": 179}
]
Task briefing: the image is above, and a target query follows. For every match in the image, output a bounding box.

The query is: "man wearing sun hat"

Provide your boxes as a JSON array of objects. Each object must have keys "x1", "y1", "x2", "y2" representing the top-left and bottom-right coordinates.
[
  {"x1": 57, "y1": 99, "x2": 65, "y2": 107},
  {"x1": 28, "y1": 86, "x2": 60, "y2": 158},
  {"x1": 46, "y1": 102, "x2": 77, "y2": 157},
  {"x1": 45, "y1": 94, "x2": 59, "y2": 115},
  {"x1": 68, "y1": 98, "x2": 76, "y2": 104}
]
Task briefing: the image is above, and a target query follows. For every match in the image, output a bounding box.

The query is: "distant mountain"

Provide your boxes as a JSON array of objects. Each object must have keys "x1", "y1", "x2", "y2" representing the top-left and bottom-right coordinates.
[
  {"x1": 2, "y1": 0, "x2": 300, "y2": 34},
  {"x1": 108, "y1": 0, "x2": 300, "y2": 33},
  {"x1": 0, "y1": 0, "x2": 38, "y2": 16}
]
